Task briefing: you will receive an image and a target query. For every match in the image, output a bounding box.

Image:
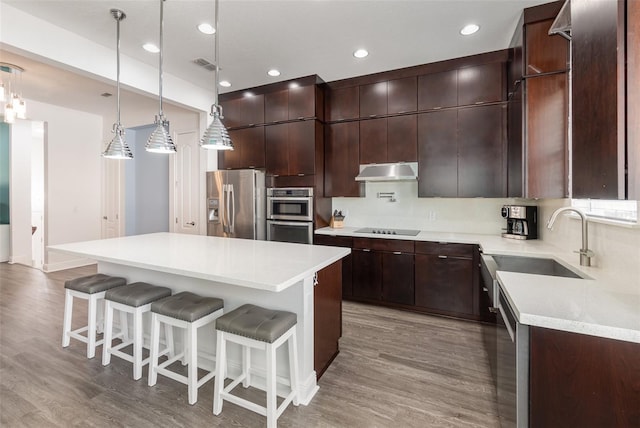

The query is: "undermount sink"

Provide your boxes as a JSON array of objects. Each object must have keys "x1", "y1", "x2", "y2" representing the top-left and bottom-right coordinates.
[{"x1": 491, "y1": 255, "x2": 585, "y2": 279}]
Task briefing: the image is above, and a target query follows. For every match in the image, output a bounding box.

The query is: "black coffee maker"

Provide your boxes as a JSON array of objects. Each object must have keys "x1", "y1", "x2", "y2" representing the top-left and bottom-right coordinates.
[{"x1": 501, "y1": 205, "x2": 538, "y2": 240}]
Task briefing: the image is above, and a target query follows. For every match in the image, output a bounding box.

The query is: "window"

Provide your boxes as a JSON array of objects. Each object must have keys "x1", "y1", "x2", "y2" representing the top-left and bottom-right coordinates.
[{"x1": 571, "y1": 199, "x2": 638, "y2": 223}]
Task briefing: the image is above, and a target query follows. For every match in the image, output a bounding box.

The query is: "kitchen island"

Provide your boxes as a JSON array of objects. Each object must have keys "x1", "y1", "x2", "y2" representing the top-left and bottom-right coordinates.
[{"x1": 49, "y1": 232, "x2": 350, "y2": 404}]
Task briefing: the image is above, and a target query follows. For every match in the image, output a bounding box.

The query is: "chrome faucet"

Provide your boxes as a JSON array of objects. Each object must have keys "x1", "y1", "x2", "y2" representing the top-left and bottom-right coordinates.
[{"x1": 547, "y1": 207, "x2": 594, "y2": 266}]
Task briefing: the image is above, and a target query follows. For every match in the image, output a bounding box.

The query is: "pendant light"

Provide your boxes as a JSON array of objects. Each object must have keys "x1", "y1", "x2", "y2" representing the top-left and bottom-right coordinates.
[
  {"x1": 1, "y1": 63, "x2": 27, "y2": 124},
  {"x1": 200, "y1": 0, "x2": 233, "y2": 150},
  {"x1": 146, "y1": 0, "x2": 177, "y2": 153},
  {"x1": 102, "y1": 9, "x2": 133, "y2": 159}
]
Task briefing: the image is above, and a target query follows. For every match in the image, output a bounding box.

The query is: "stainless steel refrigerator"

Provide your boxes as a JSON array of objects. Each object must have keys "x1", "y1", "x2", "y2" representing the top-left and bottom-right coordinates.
[{"x1": 206, "y1": 170, "x2": 266, "y2": 239}]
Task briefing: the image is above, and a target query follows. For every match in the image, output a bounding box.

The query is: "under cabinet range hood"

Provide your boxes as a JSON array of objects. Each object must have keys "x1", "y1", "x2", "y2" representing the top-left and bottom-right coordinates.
[
  {"x1": 355, "y1": 162, "x2": 418, "y2": 182},
  {"x1": 548, "y1": 0, "x2": 571, "y2": 40}
]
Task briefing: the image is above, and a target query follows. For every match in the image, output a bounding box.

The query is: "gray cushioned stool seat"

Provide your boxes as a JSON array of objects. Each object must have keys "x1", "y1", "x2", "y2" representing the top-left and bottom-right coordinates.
[
  {"x1": 105, "y1": 282, "x2": 172, "y2": 307},
  {"x1": 64, "y1": 274, "x2": 126, "y2": 294},
  {"x1": 151, "y1": 292, "x2": 224, "y2": 322},
  {"x1": 215, "y1": 304, "x2": 297, "y2": 343}
]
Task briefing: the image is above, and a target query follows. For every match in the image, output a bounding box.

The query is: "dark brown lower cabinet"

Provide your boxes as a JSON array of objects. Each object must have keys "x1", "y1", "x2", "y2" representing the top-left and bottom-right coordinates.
[
  {"x1": 314, "y1": 260, "x2": 343, "y2": 378},
  {"x1": 415, "y1": 254, "x2": 473, "y2": 315},
  {"x1": 352, "y1": 248, "x2": 382, "y2": 301},
  {"x1": 313, "y1": 234, "x2": 353, "y2": 299},
  {"x1": 381, "y1": 252, "x2": 414, "y2": 305},
  {"x1": 529, "y1": 327, "x2": 640, "y2": 427}
]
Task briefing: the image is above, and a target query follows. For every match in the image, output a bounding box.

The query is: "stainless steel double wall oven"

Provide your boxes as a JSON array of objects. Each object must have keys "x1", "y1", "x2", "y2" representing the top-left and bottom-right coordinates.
[{"x1": 266, "y1": 187, "x2": 314, "y2": 244}]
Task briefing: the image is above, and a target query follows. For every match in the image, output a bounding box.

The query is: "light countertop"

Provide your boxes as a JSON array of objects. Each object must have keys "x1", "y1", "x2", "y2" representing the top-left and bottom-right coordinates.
[
  {"x1": 316, "y1": 227, "x2": 640, "y2": 343},
  {"x1": 49, "y1": 232, "x2": 350, "y2": 292}
]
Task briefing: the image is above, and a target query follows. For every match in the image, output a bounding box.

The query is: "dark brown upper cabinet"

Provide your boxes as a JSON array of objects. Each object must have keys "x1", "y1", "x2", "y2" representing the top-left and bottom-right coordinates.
[
  {"x1": 220, "y1": 94, "x2": 265, "y2": 129},
  {"x1": 418, "y1": 69, "x2": 458, "y2": 111},
  {"x1": 218, "y1": 127, "x2": 265, "y2": 170},
  {"x1": 324, "y1": 122, "x2": 363, "y2": 197},
  {"x1": 388, "y1": 77, "x2": 417, "y2": 114},
  {"x1": 360, "y1": 115, "x2": 418, "y2": 165},
  {"x1": 265, "y1": 121, "x2": 318, "y2": 176},
  {"x1": 327, "y1": 86, "x2": 359, "y2": 122},
  {"x1": 359, "y1": 118, "x2": 387, "y2": 164},
  {"x1": 418, "y1": 110, "x2": 458, "y2": 197},
  {"x1": 457, "y1": 62, "x2": 505, "y2": 106},
  {"x1": 359, "y1": 81, "x2": 387, "y2": 117},
  {"x1": 264, "y1": 85, "x2": 319, "y2": 124},
  {"x1": 525, "y1": 18, "x2": 568, "y2": 75},
  {"x1": 571, "y1": 0, "x2": 627, "y2": 199}
]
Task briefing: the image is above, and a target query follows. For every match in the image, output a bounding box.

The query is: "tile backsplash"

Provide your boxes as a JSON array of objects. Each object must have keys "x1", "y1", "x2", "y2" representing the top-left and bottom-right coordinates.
[{"x1": 331, "y1": 181, "x2": 522, "y2": 234}]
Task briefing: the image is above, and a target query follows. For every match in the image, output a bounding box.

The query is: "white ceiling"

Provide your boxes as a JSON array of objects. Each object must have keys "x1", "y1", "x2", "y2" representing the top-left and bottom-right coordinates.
[{"x1": 2, "y1": 0, "x2": 552, "y2": 115}]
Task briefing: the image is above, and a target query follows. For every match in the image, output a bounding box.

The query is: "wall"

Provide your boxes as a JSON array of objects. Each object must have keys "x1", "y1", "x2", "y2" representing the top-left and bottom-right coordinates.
[
  {"x1": 124, "y1": 126, "x2": 170, "y2": 236},
  {"x1": 25, "y1": 100, "x2": 103, "y2": 271},
  {"x1": 538, "y1": 199, "x2": 640, "y2": 281},
  {"x1": 332, "y1": 181, "x2": 521, "y2": 234}
]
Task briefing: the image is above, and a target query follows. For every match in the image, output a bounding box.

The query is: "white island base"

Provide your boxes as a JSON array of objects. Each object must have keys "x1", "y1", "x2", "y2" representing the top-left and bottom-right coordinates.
[{"x1": 49, "y1": 233, "x2": 350, "y2": 405}]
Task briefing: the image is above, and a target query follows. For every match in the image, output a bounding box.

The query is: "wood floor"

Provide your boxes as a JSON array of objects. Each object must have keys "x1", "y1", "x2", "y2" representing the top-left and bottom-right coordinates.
[{"x1": 0, "y1": 263, "x2": 499, "y2": 427}]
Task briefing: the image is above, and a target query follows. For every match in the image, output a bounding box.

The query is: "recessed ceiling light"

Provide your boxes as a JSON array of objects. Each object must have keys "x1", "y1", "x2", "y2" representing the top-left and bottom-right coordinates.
[
  {"x1": 143, "y1": 43, "x2": 159, "y2": 53},
  {"x1": 197, "y1": 23, "x2": 216, "y2": 35},
  {"x1": 460, "y1": 24, "x2": 480, "y2": 36},
  {"x1": 353, "y1": 49, "x2": 369, "y2": 59},
  {"x1": 267, "y1": 69, "x2": 281, "y2": 77},
  {"x1": 219, "y1": 80, "x2": 231, "y2": 88}
]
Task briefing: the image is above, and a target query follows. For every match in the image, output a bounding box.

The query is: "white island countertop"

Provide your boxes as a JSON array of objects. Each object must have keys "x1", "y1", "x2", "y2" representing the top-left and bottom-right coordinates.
[
  {"x1": 316, "y1": 227, "x2": 640, "y2": 343},
  {"x1": 49, "y1": 232, "x2": 350, "y2": 292}
]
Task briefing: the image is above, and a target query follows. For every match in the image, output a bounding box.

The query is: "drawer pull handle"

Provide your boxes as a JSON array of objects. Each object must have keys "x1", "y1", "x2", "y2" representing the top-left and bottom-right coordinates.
[
  {"x1": 393, "y1": 251, "x2": 402, "y2": 255},
  {"x1": 362, "y1": 249, "x2": 371, "y2": 252},
  {"x1": 482, "y1": 287, "x2": 488, "y2": 292},
  {"x1": 488, "y1": 307, "x2": 498, "y2": 314},
  {"x1": 438, "y1": 255, "x2": 448, "y2": 259}
]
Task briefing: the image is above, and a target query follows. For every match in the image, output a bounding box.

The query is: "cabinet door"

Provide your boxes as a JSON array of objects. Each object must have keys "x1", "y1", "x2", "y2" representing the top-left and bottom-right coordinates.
[
  {"x1": 218, "y1": 129, "x2": 243, "y2": 169},
  {"x1": 526, "y1": 74, "x2": 567, "y2": 198},
  {"x1": 221, "y1": 94, "x2": 265, "y2": 128},
  {"x1": 352, "y1": 249, "x2": 382, "y2": 301},
  {"x1": 314, "y1": 260, "x2": 342, "y2": 378},
  {"x1": 328, "y1": 86, "x2": 359, "y2": 121},
  {"x1": 221, "y1": 127, "x2": 265, "y2": 169},
  {"x1": 457, "y1": 63, "x2": 505, "y2": 105},
  {"x1": 382, "y1": 252, "x2": 414, "y2": 305},
  {"x1": 415, "y1": 254, "x2": 474, "y2": 315},
  {"x1": 359, "y1": 118, "x2": 387, "y2": 164},
  {"x1": 388, "y1": 76, "x2": 417, "y2": 114},
  {"x1": 525, "y1": 19, "x2": 569, "y2": 75},
  {"x1": 289, "y1": 85, "x2": 316, "y2": 120},
  {"x1": 265, "y1": 123, "x2": 289, "y2": 176},
  {"x1": 288, "y1": 121, "x2": 316, "y2": 175},
  {"x1": 265, "y1": 90, "x2": 288, "y2": 123},
  {"x1": 325, "y1": 122, "x2": 363, "y2": 197},
  {"x1": 313, "y1": 235, "x2": 353, "y2": 299},
  {"x1": 387, "y1": 115, "x2": 417, "y2": 162},
  {"x1": 458, "y1": 105, "x2": 506, "y2": 197},
  {"x1": 417, "y1": 110, "x2": 458, "y2": 197},
  {"x1": 418, "y1": 69, "x2": 457, "y2": 110},
  {"x1": 507, "y1": 84, "x2": 524, "y2": 197},
  {"x1": 360, "y1": 81, "x2": 388, "y2": 117}
]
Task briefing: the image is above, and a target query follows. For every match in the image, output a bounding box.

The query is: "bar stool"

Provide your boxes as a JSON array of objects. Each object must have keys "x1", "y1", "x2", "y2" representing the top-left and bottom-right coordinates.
[
  {"x1": 213, "y1": 304, "x2": 299, "y2": 428},
  {"x1": 62, "y1": 274, "x2": 126, "y2": 358},
  {"x1": 101, "y1": 282, "x2": 173, "y2": 380},
  {"x1": 148, "y1": 291, "x2": 224, "y2": 405}
]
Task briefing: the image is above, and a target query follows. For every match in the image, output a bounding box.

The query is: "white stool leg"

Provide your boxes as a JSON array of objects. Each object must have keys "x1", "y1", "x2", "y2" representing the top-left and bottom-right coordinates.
[
  {"x1": 213, "y1": 330, "x2": 226, "y2": 415},
  {"x1": 266, "y1": 343, "x2": 277, "y2": 428},
  {"x1": 96, "y1": 298, "x2": 105, "y2": 334},
  {"x1": 148, "y1": 313, "x2": 160, "y2": 386},
  {"x1": 102, "y1": 300, "x2": 114, "y2": 366},
  {"x1": 119, "y1": 310, "x2": 129, "y2": 342},
  {"x1": 87, "y1": 294, "x2": 98, "y2": 359},
  {"x1": 182, "y1": 328, "x2": 188, "y2": 366},
  {"x1": 62, "y1": 290, "x2": 73, "y2": 347},
  {"x1": 242, "y1": 346, "x2": 250, "y2": 388},
  {"x1": 133, "y1": 308, "x2": 144, "y2": 380},
  {"x1": 289, "y1": 330, "x2": 300, "y2": 406},
  {"x1": 187, "y1": 323, "x2": 198, "y2": 405},
  {"x1": 164, "y1": 324, "x2": 174, "y2": 358}
]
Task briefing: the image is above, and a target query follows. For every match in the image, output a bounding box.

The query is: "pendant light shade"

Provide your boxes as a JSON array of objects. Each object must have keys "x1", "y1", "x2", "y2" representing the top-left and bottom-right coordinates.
[
  {"x1": 103, "y1": 8, "x2": 133, "y2": 160},
  {"x1": 200, "y1": 0, "x2": 233, "y2": 150},
  {"x1": 146, "y1": 0, "x2": 176, "y2": 154}
]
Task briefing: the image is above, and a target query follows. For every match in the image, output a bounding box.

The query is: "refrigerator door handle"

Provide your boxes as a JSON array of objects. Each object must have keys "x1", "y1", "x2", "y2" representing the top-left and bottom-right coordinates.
[
  {"x1": 229, "y1": 184, "x2": 235, "y2": 234},
  {"x1": 222, "y1": 184, "x2": 229, "y2": 234}
]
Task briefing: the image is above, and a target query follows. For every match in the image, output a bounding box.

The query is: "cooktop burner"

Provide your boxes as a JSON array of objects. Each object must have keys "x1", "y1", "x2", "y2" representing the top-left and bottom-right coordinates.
[{"x1": 354, "y1": 227, "x2": 421, "y2": 236}]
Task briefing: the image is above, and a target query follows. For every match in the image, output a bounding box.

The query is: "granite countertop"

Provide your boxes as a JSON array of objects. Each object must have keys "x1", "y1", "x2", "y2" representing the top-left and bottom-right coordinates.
[
  {"x1": 315, "y1": 226, "x2": 640, "y2": 343},
  {"x1": 49, "y1": 232, "x2": 350, "y2": 292}
]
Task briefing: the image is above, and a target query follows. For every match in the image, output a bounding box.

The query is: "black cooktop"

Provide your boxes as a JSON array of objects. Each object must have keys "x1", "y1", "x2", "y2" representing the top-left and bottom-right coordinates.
[{"x1": 354, "y1": 227, "x2": 421, "y2": 236}]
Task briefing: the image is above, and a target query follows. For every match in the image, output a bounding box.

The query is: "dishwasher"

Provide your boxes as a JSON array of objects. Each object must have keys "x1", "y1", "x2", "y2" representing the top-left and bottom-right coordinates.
[{"x1": 482, "y1": 254, "x2": 529, "y2": 428}]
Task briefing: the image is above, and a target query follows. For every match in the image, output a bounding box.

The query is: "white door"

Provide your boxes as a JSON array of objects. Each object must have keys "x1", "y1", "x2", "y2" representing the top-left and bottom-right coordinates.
[
  {"x1": 102, "y1": 158, "x2": 122, "y2": 238},
  {"x1": 172, "y1": 130, "x2": 200, "y2": 235}
]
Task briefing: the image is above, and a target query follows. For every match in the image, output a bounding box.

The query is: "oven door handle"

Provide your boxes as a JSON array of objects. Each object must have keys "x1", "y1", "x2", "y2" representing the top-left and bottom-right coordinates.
[
  {"x1": 268, "y1": 197, "x2": 313, "y2": 202},
  {"x1": 268, "y1": 220, "x2": 312, "y2": 227}
]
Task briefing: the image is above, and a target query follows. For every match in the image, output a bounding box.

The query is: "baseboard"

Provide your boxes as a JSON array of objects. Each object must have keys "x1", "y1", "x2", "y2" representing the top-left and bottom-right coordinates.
[
  {"x1": 43, "y1": 258, "x2": 96, "y2": 273},
  {"x1": 8, "y1": 255, "x2": 31, "y2": 266}
]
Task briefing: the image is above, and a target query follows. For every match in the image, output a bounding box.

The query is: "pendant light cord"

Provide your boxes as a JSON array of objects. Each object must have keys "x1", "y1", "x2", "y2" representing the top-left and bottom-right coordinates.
[
  {"x1": 158, "y1": 0, "x2": 165, "y2": 118},
  {"x1": 116, "y1": 12, "x2": 122, "y2": 126},
  {"x1": 214, "y1": 0, "x2": 220, "y2": 107}
]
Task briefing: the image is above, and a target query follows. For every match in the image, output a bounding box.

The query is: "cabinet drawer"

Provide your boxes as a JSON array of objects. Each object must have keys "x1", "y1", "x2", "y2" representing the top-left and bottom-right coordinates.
[
  {"x1": 415, "y1": 241, "x2": 474, "y2": 258},
  {"x1": 353, "y1": 238, "x2": 414, "y2": 253},
  {"x1": 314, "y1": 235, "x2": 353, "y2": 247}
]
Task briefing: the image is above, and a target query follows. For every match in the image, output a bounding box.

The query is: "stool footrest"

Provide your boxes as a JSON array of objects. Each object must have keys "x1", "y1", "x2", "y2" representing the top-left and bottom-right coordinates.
[
  {"x1": 69, "y1": 327, "x2": 104, "y2": 347},
  {"x1": 156, "y1": 353, "x2": 214, "y2": 388}
]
